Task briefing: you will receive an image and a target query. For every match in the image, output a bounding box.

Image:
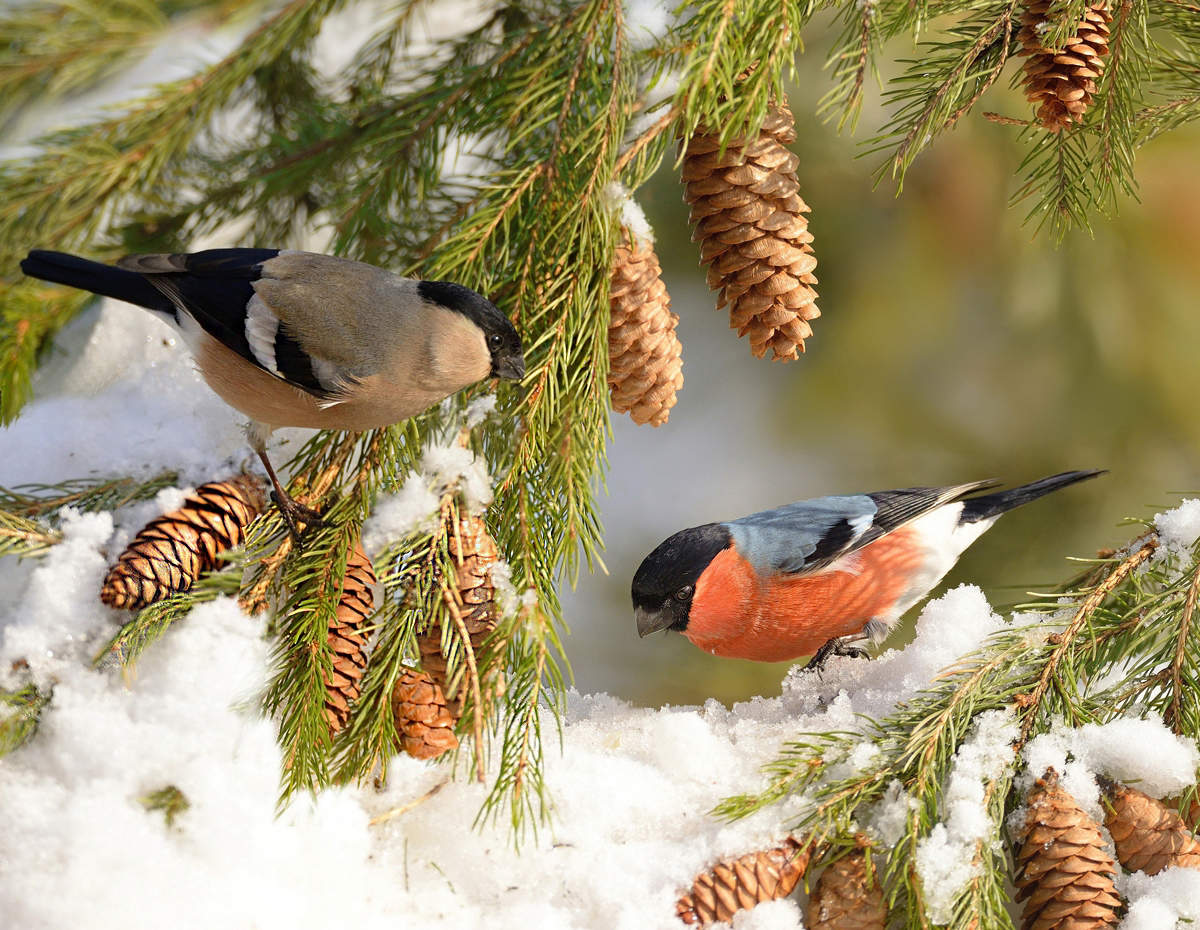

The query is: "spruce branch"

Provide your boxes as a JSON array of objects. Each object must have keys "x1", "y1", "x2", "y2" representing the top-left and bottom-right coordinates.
[
  {"x1": 870, "y1": 2, "x2": 1017, "y2": 189},
  {"x1": 716, "y1": 522, "x2": 1200, "y2": 928},
  {"x1": 95, "y1": 568, "x2": 242, "y2": 674},
  {"x1": 0, "y1": 510, "x2": 62, "y2": 559},
  {"x1": 0, "y1": 681, "x2": 53, "y2": 758},
  {"x1": 0, "y1": 470, "x2": 178, "y2": 518},
  {"x1": 818, "y1": 0, "x2": 881, "y2": 131},
  {"x1": 0, "y1": 0, "x2": 248, "y2": 128}
]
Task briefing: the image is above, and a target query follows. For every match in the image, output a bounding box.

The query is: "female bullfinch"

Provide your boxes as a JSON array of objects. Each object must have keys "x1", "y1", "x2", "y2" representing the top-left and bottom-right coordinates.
[
  {"x1": 631, "y1": 470, "x2": 1103, "y2": 665},
  {"x1": 20, "y1": 248, "x2": 525, "y2": 534}
]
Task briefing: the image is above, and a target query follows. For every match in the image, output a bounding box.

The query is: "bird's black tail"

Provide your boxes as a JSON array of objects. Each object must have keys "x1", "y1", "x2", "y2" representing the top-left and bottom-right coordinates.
[
  {"x1": 959, "y1": 469, "x2": 1105, "y2": 523},
  {"x1": 20, "y1": 250, "x2": 174, "y2": 315}
]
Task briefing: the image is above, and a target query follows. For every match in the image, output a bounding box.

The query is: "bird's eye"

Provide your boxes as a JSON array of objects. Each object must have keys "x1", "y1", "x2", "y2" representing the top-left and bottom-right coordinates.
[
  {"x1": 488, "y1": 333, "x2": 503, "y2": 348},
  {"x1": 674, "y1": 585, "x2": 694, "y2": 601}
]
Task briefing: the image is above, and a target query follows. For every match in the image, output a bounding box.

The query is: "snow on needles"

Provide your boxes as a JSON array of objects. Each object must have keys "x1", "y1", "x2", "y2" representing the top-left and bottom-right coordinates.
[{"x1": 914, "y1": 709, "x2": 1021, "y2": 925}]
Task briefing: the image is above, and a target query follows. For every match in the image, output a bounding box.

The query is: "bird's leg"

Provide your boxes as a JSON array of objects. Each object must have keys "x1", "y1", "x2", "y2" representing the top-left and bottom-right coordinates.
[
  {"x1": 256, "y1": 449, "x2": 325, "y2": 539},
  {"x1": 803, "y1": 635, "x2": 871, "y2": 674}
]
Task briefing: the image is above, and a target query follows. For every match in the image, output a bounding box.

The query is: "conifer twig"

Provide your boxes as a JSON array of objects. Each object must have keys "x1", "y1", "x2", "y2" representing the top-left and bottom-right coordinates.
[{"x1": 1016, "y1": 535, "x2": 1158, "y2": 745}]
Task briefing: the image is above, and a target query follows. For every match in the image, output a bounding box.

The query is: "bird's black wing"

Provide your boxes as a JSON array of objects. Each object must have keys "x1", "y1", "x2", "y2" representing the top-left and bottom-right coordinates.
[{"x1": 118, "y1": 250, "x2": 329, "y2": 398}]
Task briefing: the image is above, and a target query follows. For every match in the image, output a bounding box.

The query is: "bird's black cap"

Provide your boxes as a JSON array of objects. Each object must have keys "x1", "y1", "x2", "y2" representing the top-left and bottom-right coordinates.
[
  {"x1": 631, "y1": 523, "x2": 731, "y2": 633},
  {"x1": 418, "y1": 280, "x2": 524, "y2": 380}
]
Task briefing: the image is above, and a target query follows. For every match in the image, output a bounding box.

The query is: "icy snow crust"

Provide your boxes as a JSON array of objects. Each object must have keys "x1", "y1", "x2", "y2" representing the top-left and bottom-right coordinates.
[{"x1": 4, "y1": 301, "x2": 1200, "y2": 926}]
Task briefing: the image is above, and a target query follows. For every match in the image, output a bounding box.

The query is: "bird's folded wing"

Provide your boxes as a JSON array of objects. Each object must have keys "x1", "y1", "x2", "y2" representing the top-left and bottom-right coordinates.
[
  {"x1": 118, "y1": 250, "x2": 345, "y2": 400},
  {"x1": 728, "y1": 480, "x2": 1000, "y2": 577}
]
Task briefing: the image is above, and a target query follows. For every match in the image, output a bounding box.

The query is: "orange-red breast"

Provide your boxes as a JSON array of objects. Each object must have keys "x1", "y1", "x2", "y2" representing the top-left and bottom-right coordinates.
[{"x1": 631, "y1": 470, "x2": 1103, "y2": 663}]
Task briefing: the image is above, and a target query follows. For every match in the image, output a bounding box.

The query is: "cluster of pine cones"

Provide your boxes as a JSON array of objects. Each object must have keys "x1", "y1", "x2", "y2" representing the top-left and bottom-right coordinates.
[
  {"x1": 674, "y1": 766, "x2": 1200, "y2": 928},
  {"x1": 99, "y1": 475, "x2": 500, "y2": 757},
  {"x1": 609, "y1": 1, "x2": 1114, "y2": 429},
  {"x1": 607, "y1": 96, "x2": 819, "y2": 429}
]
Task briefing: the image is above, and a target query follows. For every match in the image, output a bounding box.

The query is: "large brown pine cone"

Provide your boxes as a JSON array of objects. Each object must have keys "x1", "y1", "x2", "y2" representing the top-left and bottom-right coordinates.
[
  {"x1": 1014, "y1": 769, "x2": 1121, "y2": 930},
  {"x1": 417, "y1": 514, "x2": 499, "y2": 716},
  {"x1": 609, "y1": 239, "x2": 684, "y2": 427},
  {"x1": 1104, "y1": 783, "x2": 1200, "y2": 876},
  {"x1": 323, "y1": 541, "x2": 375, "y2": 734},
  {"x1": 391, "y1": 667, "x2": 459, "y2": 760},
  {"x1": 1018, "y1": 0, "x2": 1111, "y2": 132},
  {"x1": 682, "y1": 100, "x2": 819, "y2": 361},
  {"x1": 100, "y1": 475, "x2": 265, "y2": 609},
  {"x1": 675, "y1": 836, "x2": 811, "y2": 926},
  {"x1": 807, "y1": 851, "x2": 887, "y2": 930}
]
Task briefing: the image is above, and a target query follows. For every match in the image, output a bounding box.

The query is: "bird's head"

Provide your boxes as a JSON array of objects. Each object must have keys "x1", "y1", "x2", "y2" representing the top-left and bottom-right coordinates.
[
  {"x1": 631, "y1": 523, "x2": 731, "y2": 639},
  {"x1": 417, "y1": 280, "x2": 525, "y2": 382}
]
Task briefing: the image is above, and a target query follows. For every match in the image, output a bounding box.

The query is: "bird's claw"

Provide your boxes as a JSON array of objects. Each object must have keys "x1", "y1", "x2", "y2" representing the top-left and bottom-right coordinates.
[
  {"x1": 803, "y1": 637, "x2": 871, "y2": 674},
  {"x1": 270, "y1": 490, "x2": 326, "y2": 541}
]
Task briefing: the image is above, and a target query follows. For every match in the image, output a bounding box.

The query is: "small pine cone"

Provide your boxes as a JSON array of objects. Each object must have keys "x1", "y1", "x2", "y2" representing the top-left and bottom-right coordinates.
[
  {"x1": 391, "y1": 668, "x2": 459, "y2": 760},
  {"x1": 608, "y1": 239, "x2": 684, "y2": 427},
  {"x1": 682, "y1": 100, "x2": 819, "y2": 362},
  {"x1": 675, "y1": 836, "x2": 810, "y2": 927},
  {"x1": 807, "y1": 852, "x2": 887, "y2": 930},
  {"x1": 417, "y1": 514, "x2": 500, "y2": 714},
  {"x1": 323, "y1": 542, "x2": 375, "y2": 734},
  {"x1": 1014, "y1": 769, "x2": 1122, "y2": 930},
  {"x1": 1018, "y1": 0, "x2": 1111, "y2": 132},
  {"x1": 1104, "y1": 783, "x2": 1200, "y2": 875},
  {"x1": 100, "y1": 475, "x2": 265, "y2": 609}
]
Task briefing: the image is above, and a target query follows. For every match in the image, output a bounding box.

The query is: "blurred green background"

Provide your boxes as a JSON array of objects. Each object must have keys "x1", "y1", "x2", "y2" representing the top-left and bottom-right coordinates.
[{"x1": 564, "y1": 28, "x2": 1200, "y2": 708}]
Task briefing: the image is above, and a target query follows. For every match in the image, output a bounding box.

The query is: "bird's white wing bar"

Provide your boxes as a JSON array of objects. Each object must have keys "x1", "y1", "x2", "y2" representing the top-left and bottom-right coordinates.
[{"x1": 244, "y1": 294, "x2": 281, "y2": 376}]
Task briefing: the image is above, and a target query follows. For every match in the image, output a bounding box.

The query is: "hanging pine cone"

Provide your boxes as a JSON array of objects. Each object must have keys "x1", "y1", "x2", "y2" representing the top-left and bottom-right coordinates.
[
  {"x1": 323, "y1": 541, "x2": 375, "y2": 734},
  {"x1": 675, "y1": 836, "x2": 811, "y2": 927},
  {"x1": 417, "y1": 513, "x2": 499, "y2": 716},
  {"x1": 807, "y1": 851, "x2": 887, "y2": 930},
  {"x1": 1103, "y1": 783, "x2": 1200, "y2": 876},
  {"x1": 391, "y1": 667, "x2": 459, "y2": 760},
  {"x1": 682, "y1": 100, "x2": 818, "y2": 362},
  {"x1": 1014, "y1": 769, "x2": 1122, "y2": 930},
  {"x1": 1018, "y1": 0, "x2": 1111, "y2": 132},
  {"x1": 609, "y1": 237, "x2": 684, "y2": 427},
  {"x1": 100, "y1": 475, "x2": 265, "y2": 609}
]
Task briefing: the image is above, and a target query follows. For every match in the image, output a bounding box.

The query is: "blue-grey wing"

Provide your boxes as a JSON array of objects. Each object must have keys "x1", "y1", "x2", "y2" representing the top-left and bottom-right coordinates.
[{"x1": 726, "y1": 481, "x2": 1000, "y2": 577}]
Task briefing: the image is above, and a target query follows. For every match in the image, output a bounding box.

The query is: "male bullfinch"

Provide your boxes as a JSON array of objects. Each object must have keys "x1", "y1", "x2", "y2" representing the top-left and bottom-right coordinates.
[
  {"x1": 631, "y1": 470, "x2": 1103, "y2": 665},
  {"x1": 20, "y1": 248, "x2": 525, "y2": 534}
]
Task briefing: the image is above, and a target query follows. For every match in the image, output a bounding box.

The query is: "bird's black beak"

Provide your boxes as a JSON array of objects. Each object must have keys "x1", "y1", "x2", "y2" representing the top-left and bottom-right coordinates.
[
  {"x1": 494, "y1": 353, "x2": 525, "y2": 381},
  {"x1": 635, "y1": 606, "x2": 672, "y2": 638}
]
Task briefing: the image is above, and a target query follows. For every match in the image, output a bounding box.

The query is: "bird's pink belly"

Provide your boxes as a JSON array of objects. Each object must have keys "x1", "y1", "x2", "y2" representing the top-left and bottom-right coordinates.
[{"x1": 687, "y1": 528, "x2": 927, "y2": 662}]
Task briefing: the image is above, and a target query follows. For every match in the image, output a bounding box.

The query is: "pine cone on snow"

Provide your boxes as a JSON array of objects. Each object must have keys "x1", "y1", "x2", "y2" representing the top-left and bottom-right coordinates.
[
  {"x1": 807, "y1": 851, "x2": 887, "y2": 930},
  {"x1": 391, "y1": 667, "x2": 459, "y2": 760},
  {"x1": 682, "y1": 100, "x2": 819, "y2": 361},
  {"x1": 1018, "y1": 0, "x2": 1112, "y2": 132},
  {"x1": 100, "y1": 475, "x2": 265, "y2": 609},
  {"x1": 1014, "y1": 768, "x2": 1121, "y2": 930},
  {"x1": 675, "y1": 836, "x2": 811, "y2": 926},
  {"x1": 323, "y1": 541, "x2": 375, "y2": 734},
  {"x1": 1103, "y1": 783, "x2": 1200, "y2": 875},
  {"x1": 608, "y1": 237, "x2": 684, "y2": 427},
  {"x1": 417, "y1": 513, "x2": 500, "y2": 716}
]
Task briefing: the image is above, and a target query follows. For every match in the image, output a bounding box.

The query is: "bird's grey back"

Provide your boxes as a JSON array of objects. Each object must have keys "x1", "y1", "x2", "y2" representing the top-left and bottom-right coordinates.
[{"x1": 253, "y1": 251, "x2": 423, "y2": 374}]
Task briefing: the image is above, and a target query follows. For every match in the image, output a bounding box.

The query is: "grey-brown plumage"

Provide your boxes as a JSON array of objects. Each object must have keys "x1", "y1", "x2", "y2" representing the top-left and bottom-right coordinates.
[{"x1": 21, "y1": 248, "x2": 525, "y2": 535}]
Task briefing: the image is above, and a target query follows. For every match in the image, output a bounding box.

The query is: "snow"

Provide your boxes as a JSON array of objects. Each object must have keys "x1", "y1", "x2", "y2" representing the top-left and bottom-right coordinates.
[
  {"x1": 1019, "y1": 718, "x2": 1199, "y2": 819},
  {"x1": 604, "y1": 181, "x2": 655, "y2": 247},
  {"x1": 914, "y1": 709, "x2": 1020, "y2": 925},
  {"x1": 1119, "y1": 867, "x2": 1200, "y2": 929},
  {"x1": 1154, "y1": 498, "x2": 1200, "y2": 570},
  {"x1": 362, "y1": 436, "x2": 495, "y2": 554}
]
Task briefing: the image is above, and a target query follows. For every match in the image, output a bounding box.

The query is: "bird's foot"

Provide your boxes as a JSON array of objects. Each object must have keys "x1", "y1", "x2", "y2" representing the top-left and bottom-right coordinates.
[
  {"x1": 803, "y1": 637, "x2": 871, "y2": 674},
  {"x1": 271, "y1": 490, "x2": 326, "y2": 541}
]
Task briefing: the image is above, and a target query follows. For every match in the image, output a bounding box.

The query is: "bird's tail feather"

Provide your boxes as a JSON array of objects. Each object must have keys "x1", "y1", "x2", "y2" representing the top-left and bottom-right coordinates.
[
  {"x1": 959, "y1": 469, "x2": 1105, "y2": 523},
  {"x1": 20, "y1": 250, "x2": 174, "y2": 315}
]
